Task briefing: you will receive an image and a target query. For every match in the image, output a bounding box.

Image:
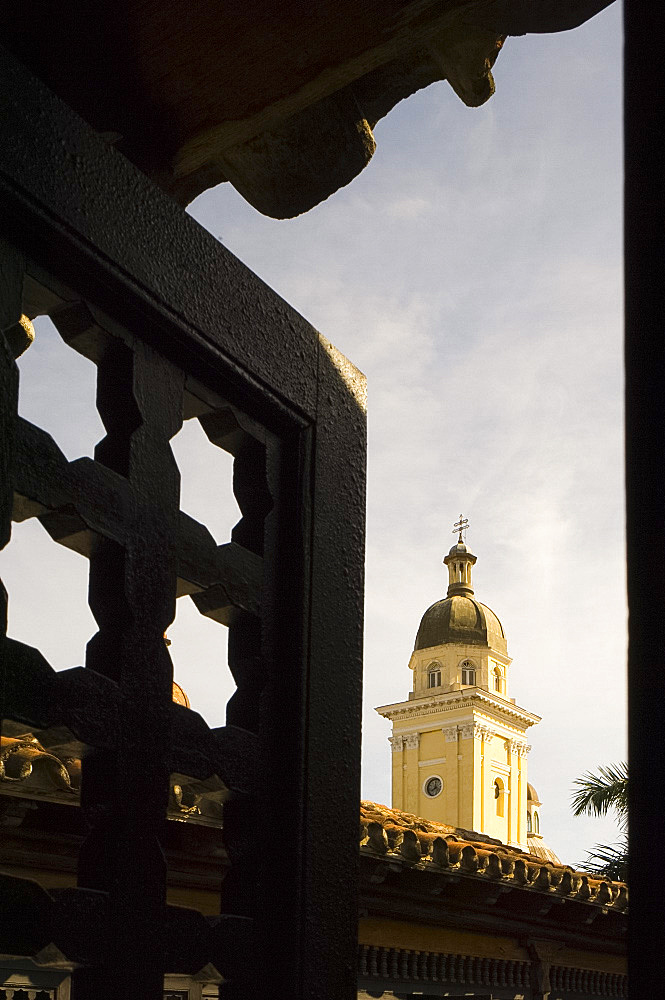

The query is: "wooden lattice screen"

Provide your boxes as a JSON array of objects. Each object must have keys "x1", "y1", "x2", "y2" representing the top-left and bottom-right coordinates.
[{"x1": 0, "y1": 48, "x2": 365, "y2": 1000}]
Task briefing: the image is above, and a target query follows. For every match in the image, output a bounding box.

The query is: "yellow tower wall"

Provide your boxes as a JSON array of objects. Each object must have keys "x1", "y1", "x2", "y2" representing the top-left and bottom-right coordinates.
[
  {"x1": 409, "y1": 643, "x2": 511, "y2": 700},
  {"x1": 389, "y1": 708, "x2": 532, "y2": 847},
  {"x1": 390, "y1": 736, "x2": 404, "y2": 810}
]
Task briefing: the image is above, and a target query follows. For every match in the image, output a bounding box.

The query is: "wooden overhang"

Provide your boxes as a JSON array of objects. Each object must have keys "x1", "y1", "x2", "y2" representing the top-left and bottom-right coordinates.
[{"x1": 1, "y1": 0, "x2": 613, "y2": 217}]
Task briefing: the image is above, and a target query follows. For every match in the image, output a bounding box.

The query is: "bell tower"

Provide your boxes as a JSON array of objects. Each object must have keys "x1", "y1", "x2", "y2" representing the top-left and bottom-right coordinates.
[{"x1": 376, "y1": 518, "x2": 540, "y2": 848}]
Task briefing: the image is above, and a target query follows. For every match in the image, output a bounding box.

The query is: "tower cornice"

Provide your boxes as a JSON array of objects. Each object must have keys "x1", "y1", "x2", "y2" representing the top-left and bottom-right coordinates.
[{"x1": 375, "y1": 689, "x2": 541, "y2": 729}]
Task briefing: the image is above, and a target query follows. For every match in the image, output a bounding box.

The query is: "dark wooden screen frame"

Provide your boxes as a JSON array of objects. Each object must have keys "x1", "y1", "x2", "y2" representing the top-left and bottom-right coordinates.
[
  {"x1": 625, "y1": 3, "x2": 665, "y2": 998},
  {"x1": 0, "y1": 47, "x2": 365, "y2": 1000}
]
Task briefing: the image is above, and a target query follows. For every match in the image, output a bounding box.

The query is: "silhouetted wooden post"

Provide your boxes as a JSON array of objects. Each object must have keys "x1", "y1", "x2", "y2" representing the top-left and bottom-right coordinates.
[{"x1": 0, "y1": 48, "x2": 365, "y2": 1000}]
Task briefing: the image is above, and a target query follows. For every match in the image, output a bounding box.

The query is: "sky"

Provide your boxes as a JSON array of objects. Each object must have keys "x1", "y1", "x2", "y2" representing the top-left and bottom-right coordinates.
[{"x1": 1, "y1": 3, "x2": 624, "y2": 868}]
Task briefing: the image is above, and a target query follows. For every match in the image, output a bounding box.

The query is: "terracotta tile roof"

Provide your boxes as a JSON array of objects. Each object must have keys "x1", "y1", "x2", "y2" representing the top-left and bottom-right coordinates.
[
  {"x1": 1, "y1": 730, "x2": 226, "y2": 826},
  {"x1": 360, "y1": 801, "x2": 628, "y2": 911},
  {"x1": 0, "y1": 734, "x2": 628, "y2": 915}
]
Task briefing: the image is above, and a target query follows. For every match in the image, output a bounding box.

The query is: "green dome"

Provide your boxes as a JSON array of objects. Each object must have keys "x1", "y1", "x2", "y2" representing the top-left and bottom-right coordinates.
[{"x1": 414, "y1": 595, "x2": 506, "y2": 651}]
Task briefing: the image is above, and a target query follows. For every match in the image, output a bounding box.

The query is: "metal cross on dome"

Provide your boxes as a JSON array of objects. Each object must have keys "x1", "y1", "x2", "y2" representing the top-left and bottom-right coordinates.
[{"x1": 452, "y1": 514, "x2": 469, "y2": 542}]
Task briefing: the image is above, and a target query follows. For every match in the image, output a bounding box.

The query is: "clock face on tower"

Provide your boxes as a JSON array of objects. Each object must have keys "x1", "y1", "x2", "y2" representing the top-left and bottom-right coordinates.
[{"x1": 424, "y1": 776, "x2": 443, "y2": 798}]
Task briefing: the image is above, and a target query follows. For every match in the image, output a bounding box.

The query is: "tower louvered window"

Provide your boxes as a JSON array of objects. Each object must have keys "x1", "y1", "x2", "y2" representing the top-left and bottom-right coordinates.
[
  {"x1": 428, "y1": 666, "x2": 441, "y2": 688},
  {"x1": 461, "y1": 660, "x2": 475, "y2": 685}
]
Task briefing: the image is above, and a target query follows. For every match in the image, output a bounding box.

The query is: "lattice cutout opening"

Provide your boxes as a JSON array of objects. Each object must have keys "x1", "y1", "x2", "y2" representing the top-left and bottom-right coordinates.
[
  {"x1": 171, "y1": 416, "x2": 240, "y2": 547},
  {"x1": 168, "y1": 599, "x2": 233, "y2": 729},
  {"x1": 164, "y1": 765, "x2": 229, "y2": 921},
  {"x1": 0, "y1": 718, "x2": 84, "y2": 804},
  {"x1": 15, "y1": 315, "x2": 105, "y2": 463},
  {"x1": 170, "y1": 391, "x2": 269, "y2": 733},
  {"x1": 0, "y1": 517, "x2": 95, "y2": 672},
  {"x1": 170, "y1": 411, "x2": 252, "y2": 728}
]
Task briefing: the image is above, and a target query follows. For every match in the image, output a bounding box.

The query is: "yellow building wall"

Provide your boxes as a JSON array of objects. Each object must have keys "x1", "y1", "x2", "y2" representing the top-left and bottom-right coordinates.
[
  {"x1": 392, "y1": 707, "x2": 530, "y2": 847},
  {"x1": 409, "y1": 643, "x2": 512, "y2": 700},
  {"x1": 391, "y1": 739, "x2": 403, "y2": 810},
  {"x1": 419, "y1": 729, "x2": 441, "y2": 759},
  {"x1": 358, "y1": 918, "x2": 627, "y2": 975},
  {"x1": 481, "y1": 727, "x2": 529, "y2": 847},
  {"x1": 359, "y1": 916, "x2": 529, "y2": 961},
  {"x1": 458, "y1": 732, "x2": 475, "y2": 830},
  {"x1": 404, "y1": 739, "x2": 419, "y2": 814},
  {"x1": 484, "y1": 733, "x2": 509, "y2": 843},
  {"x1": 0, "y1": 863, "x2": 221, "y2": 915}
]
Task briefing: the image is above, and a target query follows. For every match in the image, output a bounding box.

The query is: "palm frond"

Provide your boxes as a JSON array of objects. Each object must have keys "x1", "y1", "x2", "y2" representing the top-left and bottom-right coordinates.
[
  {"x1": 571, "y1": 762, "x2": 628, "y2": 827},
  {"x1": 578, "y1": 835, "x2": 628, "y2": 883}
]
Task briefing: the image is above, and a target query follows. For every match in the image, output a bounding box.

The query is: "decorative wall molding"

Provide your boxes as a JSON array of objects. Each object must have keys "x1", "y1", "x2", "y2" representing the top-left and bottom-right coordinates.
[
  {"x1": 389, "y1": 736, "x2": 404, "y2": 752},
  {"x1": 418, "y1": 757, "x2": 447, "y2": 767},
  {"x1": 403, "y1": 733, "x2": 420, "y2": 750}
]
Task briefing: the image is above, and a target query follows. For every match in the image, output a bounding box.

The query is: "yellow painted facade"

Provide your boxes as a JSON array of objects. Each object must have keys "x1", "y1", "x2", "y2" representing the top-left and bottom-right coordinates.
[
  {"x1": 377, "y1": 534, "x2": 540, "y2": 848},
  {"x1": 358, "y1": 918, "x2": 627, "y2": 976}
]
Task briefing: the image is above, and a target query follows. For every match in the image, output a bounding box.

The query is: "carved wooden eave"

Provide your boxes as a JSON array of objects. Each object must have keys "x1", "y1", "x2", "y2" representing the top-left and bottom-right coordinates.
[{"x1": 1, "y1": 0, "x2": 613, "y2": 217}]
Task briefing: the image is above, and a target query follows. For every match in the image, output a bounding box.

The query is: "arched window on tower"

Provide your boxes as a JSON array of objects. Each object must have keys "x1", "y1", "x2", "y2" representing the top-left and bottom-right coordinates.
[
  {"x1": 494, "y1": 666, "x2": 502, "y2": 693},
  {"x1": 534, "y1": 810, "x2": 540, "y2": 834},
  {"x1": 460, "y1": 660, "x2": 476, "y2": 685},
  {"x1": 527, "y1": 811, "x2": 532, "y2": 834},
  {"x1": 428, "y1": 663, "x2": 441, "y2": 688},
  {"x1": 494, "y1": 778, "x2": 505, "y2": 817}
]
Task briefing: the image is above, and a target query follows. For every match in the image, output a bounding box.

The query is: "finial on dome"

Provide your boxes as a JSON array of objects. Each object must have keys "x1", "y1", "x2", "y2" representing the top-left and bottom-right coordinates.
[{"x1": 452, "y1": 514, "x2": 469, "y2": 543}]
